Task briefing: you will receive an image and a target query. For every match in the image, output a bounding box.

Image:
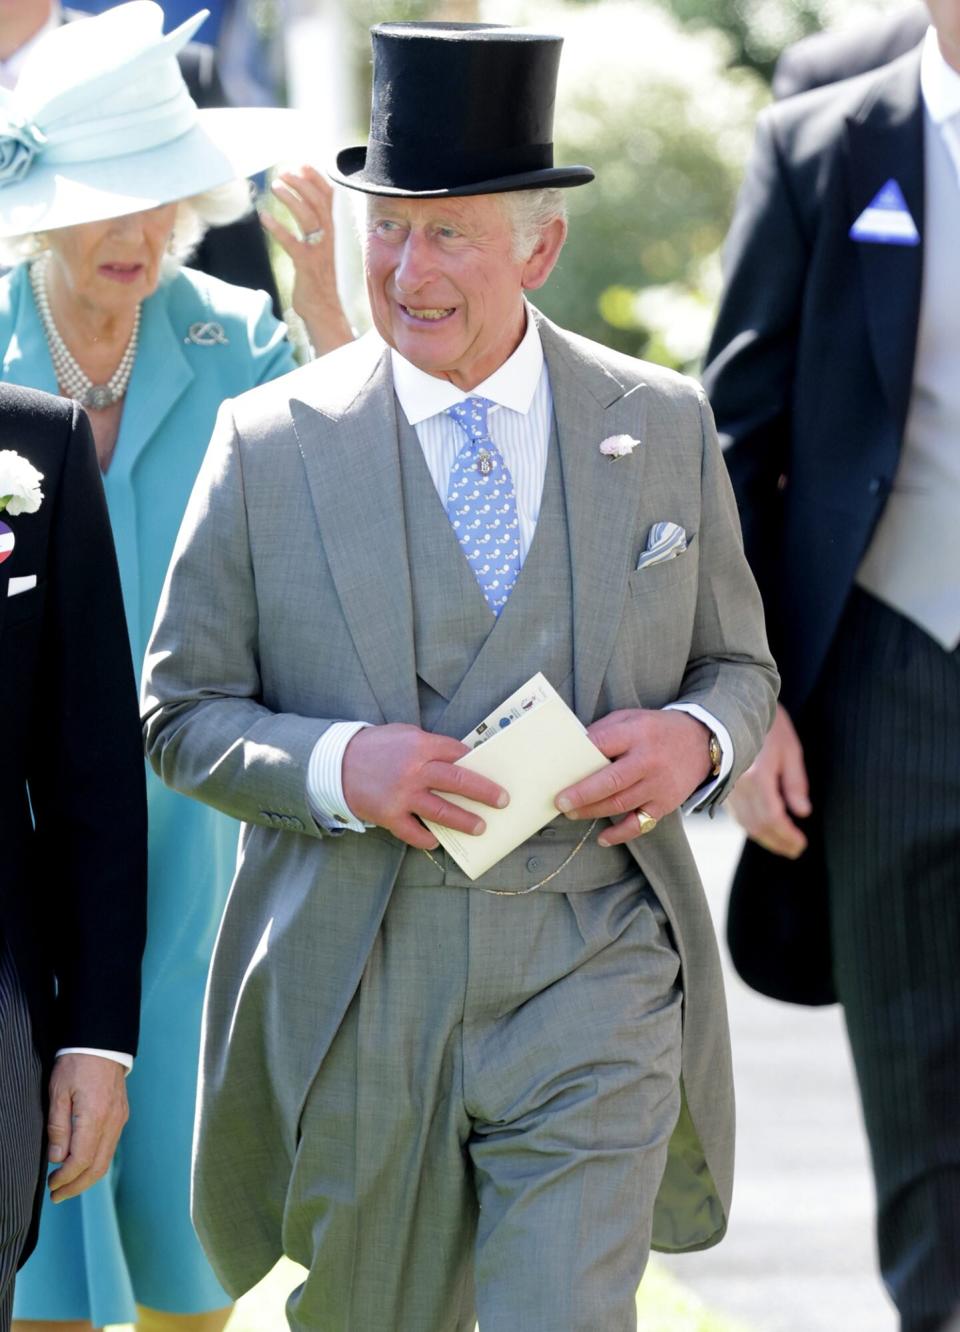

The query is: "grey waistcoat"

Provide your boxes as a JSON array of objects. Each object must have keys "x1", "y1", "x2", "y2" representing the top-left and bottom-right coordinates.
[
  {"x1": 857, "y1": 112, "x2": 960, "y2": 650},
  {"x1": 394, "y1": 411, "x2": 634, "y2": 892}
]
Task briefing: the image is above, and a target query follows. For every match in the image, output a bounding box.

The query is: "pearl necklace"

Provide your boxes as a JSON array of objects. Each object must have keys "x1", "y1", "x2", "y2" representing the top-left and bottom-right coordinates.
[{"x1": 30, "y1": 256, "x2": 140, "y2": 410}]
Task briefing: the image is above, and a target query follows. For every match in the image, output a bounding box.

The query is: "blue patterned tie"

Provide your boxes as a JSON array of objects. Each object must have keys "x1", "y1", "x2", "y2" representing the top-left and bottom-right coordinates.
[{"x1": 445, "y1": 396, "x2": 521, "y2": 616}]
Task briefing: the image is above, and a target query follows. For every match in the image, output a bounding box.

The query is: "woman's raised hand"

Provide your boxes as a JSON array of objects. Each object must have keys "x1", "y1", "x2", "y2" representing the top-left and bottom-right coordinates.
[{"x1": 261, "y1": 164, "x2": 354, "y2": 356}]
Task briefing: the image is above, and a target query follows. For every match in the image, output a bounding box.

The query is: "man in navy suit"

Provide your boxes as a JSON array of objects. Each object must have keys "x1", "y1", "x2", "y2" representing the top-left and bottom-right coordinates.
[
  {"x1": 0, "y1": 386, "x2": 146, "y2": 1329},
  {"x1": 705, "y1": 3, "x2": 960, "y2": 1327}
]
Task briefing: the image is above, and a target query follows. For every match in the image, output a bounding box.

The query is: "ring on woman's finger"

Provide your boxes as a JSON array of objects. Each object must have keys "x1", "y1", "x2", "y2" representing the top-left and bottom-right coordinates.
[
  {"x1": 635, "y1": 808, "x2": 657, "y2": 836},
  {"x1": 302, "y1": 228, "x2": 326, "y2": 245}
]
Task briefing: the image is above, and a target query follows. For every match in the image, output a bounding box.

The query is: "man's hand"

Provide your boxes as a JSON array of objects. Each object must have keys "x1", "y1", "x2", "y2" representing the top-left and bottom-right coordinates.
[
  {"x1": 341, "y1": 723, "x2": 509, "y2": 850},
  {"x1": 728, "y1": 703, "x2": 811, "y2": 858},
  {"x1": 47, "y1": 1053, "x2": 128, "y2": 1203},
  {"x1": 555, "y1": 708, "x2": 714, "y2": 846}
]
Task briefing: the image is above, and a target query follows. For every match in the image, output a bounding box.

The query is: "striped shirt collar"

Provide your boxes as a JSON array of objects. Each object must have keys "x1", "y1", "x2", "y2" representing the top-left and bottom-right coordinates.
[{"x1": 391, "y1": 303, "x2": 545, "y2": 427}]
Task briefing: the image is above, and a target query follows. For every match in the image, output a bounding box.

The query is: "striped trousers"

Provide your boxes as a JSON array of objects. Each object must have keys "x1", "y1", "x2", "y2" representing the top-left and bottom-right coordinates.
[
  {"x1": 0, "y1": 941, "x2": 43, "y2": 1332},
  {"x1": 816, "y1": 588, "x2": 960, "y2": 1332}
]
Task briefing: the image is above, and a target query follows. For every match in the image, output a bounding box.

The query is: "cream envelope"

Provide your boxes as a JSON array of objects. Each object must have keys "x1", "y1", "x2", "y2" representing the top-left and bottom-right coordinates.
[{"x1": 424, "y1": 683, "x2": 609, "y2": 881}]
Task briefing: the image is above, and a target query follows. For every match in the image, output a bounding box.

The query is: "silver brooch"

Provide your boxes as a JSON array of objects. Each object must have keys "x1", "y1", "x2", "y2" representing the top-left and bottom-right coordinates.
[{"x1": 185, "y1": 321, "x2": 229, "y2": 346}]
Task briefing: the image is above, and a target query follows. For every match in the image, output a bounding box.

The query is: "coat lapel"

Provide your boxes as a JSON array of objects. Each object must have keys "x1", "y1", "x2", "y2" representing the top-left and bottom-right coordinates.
[
  {"x1": 537, "y1": 315, "x2": 649, "y2": 723},
  {"x1": 292, "y1": 334, "x2": 420, "y2": 726},
  {"x1": 846, "y1": 50, "x2": 925, "y2": 435},
  {"x1": 112, "y1": 279, "x2": 194, "y2": 482}
]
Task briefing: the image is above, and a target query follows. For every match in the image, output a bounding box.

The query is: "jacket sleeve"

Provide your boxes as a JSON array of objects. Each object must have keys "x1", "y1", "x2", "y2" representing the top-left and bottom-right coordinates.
[
  {"x1": 27, "y1": 404, "x2": 148, "y2": 1054},
  {"x1": 671, "y1": 389, "x2": 780, "y2": 806},
  {"x1": 141, "y1": 401, "x2": 333, "y2": 838},
  {"x1": 701, "y1": 110, "x2": 810, "y2": 608}
]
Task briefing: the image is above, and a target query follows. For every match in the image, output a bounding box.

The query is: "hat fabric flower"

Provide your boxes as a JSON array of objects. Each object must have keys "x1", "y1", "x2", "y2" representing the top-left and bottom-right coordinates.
[
  {"x1": 0, "y1": 449, "x2": 44, "y2": 514},
  {"x1": 599, "y1": 434, "x2": 640, "y2": 460},
  {"x1": 0, "y1": 112, "x2": 46, "y2": 187}
]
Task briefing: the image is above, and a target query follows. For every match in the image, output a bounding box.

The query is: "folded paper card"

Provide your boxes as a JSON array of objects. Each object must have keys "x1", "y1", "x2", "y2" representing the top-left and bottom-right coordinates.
[{"x1": 423, "y1": 672, "x2": 610, "y2": 880}]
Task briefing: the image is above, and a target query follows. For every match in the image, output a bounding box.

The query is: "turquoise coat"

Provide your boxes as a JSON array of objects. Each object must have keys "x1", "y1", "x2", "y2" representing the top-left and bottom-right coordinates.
[{"x1": 4, "y1": 263, "x2": 297, "y2": 1320}]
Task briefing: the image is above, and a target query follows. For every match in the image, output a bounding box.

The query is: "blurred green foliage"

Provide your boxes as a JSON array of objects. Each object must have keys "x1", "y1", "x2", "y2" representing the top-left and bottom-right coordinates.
[
  {"x1": 495, "y1": 0, "x2": 768, "y2": 365},
  {"x1": 652, "y1": 0, "x2": 824, "y2": 82}
]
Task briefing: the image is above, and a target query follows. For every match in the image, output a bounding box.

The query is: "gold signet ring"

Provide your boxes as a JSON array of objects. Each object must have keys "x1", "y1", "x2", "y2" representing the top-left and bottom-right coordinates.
[{"x1": 636, "y1": 809, "x2": 658, "y2": 836}]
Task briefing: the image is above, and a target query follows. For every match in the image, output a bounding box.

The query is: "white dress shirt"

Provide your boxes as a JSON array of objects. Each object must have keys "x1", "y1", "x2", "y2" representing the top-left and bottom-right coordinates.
[
  {"x1": 921, "y1": 26, "x2": 960, "y2": 185},
  {"x1": 307, "y1": 312, "x2": 732, "y2": 833}
]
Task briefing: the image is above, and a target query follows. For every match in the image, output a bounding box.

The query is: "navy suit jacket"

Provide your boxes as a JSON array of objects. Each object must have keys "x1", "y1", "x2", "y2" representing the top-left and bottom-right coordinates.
[{"x1": 703, "y1": 50, "x2": 926, "y2": 1002}]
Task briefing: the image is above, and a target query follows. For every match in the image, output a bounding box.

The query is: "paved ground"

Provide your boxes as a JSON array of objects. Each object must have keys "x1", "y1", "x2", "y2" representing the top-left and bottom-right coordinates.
[{"x1": 662, "y1": 814, "x2": 898, "y2": 1332}]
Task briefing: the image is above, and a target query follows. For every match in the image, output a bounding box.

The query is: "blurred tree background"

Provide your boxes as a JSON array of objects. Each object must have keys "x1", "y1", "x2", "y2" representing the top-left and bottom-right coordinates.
[{"x1": 289, "y1": 0, "x2": 906, "y2": 368}]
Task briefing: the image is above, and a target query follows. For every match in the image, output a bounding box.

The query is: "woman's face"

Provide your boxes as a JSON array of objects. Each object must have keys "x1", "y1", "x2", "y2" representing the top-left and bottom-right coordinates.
[{"x1": 44, "y1": 203, "x2": 178, "y2": 316}]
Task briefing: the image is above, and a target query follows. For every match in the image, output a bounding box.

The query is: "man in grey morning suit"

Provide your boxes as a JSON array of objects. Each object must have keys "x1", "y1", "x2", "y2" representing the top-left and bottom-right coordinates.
[{"x1": 142, "y1": 23, "x2": 777, "y2": 1331}]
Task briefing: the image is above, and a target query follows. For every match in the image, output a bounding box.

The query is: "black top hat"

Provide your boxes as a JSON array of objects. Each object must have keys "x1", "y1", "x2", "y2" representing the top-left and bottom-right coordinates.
[{"x1": 329, "y1": 22, "x2": 594, "y2": 197}]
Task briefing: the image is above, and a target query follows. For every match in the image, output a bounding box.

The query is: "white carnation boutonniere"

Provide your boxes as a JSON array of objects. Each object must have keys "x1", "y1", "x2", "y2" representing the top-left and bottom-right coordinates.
[
  {"x1": 599, "y1": 434, "x2": 640, "y2": 461},
  {"x1": 0, "y1": 449, "x2": 44, "y2": 516}
]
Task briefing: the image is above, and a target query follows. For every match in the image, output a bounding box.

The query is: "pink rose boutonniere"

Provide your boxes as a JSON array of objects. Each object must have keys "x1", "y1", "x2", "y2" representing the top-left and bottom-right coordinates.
[{"x1": 599, "y1": 434, "x2": 640, "y2": 460}]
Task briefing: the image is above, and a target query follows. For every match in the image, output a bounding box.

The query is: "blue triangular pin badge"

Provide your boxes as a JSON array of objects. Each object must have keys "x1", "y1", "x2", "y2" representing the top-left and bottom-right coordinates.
[{"x1": 850, "y1": 178, "x2": 920, "y2": 246}]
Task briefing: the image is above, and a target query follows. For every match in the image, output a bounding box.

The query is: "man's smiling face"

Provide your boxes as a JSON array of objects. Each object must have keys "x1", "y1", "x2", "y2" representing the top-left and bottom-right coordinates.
[{"x1": 364, "y1": 193, "x2": 559, "y2": 391}]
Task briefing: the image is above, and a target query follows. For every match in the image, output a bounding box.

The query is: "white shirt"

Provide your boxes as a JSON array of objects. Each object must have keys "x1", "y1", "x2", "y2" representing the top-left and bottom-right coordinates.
[
  {"x1": 0, "y1": 4, "x2": 60, "y2": 90},
  {"x1": 921, "y1": 25, "x2": 960, "y2": 185},
  {"x1": 307, "y1": 313, "x2": 732, "y2": 832}
]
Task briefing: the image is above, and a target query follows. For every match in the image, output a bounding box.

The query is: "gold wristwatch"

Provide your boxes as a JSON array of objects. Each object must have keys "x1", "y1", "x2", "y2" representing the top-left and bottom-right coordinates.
[{"x1": 707, "y1": 731, "x2": 722, "y2": 778}]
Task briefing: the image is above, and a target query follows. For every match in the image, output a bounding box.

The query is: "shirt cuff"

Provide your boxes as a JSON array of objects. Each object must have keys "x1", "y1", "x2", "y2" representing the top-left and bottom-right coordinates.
[
  {"x1": 306, "y1": 721, "x2": 372, "y2": 833},
  {"x1": 55, "y1": 1047, "x2": 133, "y2": 1073},
  {"x1": 663, "y1": 703, "x2": 734, "y2": 813}
]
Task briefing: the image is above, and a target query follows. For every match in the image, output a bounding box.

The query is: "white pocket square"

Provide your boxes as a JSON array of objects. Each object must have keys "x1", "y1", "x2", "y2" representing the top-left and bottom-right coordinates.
[
  {"x1": 635, "y1": 522, "x2": 687, "y2": 571},
  {"x1": 7, "y1": 574, "x2": 37, "y2": 597}
]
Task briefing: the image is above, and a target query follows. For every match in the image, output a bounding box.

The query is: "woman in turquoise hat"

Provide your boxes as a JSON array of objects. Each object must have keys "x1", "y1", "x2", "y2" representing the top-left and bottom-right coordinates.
[{"x1": 0, "y1": 5, "x2": 352, "y2": 1329}]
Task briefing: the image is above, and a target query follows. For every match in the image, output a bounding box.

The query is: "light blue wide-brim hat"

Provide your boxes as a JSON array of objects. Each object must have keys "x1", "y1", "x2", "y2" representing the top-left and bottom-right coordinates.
[{"x1": 0, "y1": 0, "x2": 311, "y2": 238}]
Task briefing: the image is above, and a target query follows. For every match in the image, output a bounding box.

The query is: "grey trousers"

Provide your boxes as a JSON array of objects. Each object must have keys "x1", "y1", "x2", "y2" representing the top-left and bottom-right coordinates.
[
  {"x1": 0, "y1": 942, "x2": 43, "y2": 1332},
  {"x1": 281, "y1": 867, "x2": 683, "y2": 1332}
]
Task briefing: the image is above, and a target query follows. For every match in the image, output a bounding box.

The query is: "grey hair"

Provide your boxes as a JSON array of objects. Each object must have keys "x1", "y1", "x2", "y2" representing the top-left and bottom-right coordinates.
[
  {"x1": 0, "y1": 177, "x2": 254, "y2": 272},
  {"x1": 498, "y1": 189, "x2": 567, "y2": 261}
]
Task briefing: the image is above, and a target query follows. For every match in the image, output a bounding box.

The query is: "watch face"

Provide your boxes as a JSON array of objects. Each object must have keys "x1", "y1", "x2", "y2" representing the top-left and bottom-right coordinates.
[{"x1": 709, "y1": 734, "x2": 722, "y2": 775}]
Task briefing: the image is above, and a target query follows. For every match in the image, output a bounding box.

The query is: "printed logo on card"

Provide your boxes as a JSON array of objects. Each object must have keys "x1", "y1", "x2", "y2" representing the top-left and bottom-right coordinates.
[
  {"x1": 0, "y1": 519, "x2": 14, "y2": 564},
  {"x1": 850, "y1": 179, "x2": 920, "y2": 246}
]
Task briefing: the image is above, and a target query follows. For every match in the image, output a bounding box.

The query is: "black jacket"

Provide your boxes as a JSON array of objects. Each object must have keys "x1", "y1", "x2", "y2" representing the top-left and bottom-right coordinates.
[{"x1": 1, "y1": 385, "x2": 147, "y2": 1063}]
